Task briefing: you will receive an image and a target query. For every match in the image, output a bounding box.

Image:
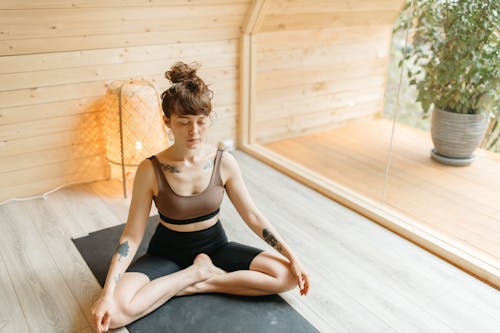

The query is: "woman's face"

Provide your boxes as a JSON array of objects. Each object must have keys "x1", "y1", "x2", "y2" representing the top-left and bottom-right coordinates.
[{"x1": 165, "y1": 113, "x2": 211, "y2": 149}]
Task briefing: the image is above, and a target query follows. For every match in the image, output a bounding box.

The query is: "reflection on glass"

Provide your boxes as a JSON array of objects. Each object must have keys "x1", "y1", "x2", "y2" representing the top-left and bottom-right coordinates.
[{"x1": 383, "y1": 0, "x2": 500, "y2": 278}]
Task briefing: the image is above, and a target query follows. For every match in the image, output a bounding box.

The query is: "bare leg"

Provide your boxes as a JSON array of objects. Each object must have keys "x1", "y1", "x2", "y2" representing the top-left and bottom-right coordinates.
[
  {"x1": 176, "y1": 251, "x2": 296, "y2": 297},
  {"x1": 109, "y1": 253, "x2": 222, "y2": 329}
]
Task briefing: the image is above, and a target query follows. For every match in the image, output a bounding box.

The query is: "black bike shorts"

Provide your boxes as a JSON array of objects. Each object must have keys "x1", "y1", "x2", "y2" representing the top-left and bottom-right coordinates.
[{"x1": 126, "y1": 220, "x2": 263, "y2": 280}]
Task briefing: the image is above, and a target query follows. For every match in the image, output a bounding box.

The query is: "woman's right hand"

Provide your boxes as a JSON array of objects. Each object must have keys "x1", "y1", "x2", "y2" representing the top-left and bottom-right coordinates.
[{"x1": 90, "y1": 295, "x2": 113, "y2": 333}]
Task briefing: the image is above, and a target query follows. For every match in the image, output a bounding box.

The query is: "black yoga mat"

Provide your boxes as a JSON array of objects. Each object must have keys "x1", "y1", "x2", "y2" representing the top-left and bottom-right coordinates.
[{"x1": 72, "y1": 215, "x2": 319, "y2": 333}]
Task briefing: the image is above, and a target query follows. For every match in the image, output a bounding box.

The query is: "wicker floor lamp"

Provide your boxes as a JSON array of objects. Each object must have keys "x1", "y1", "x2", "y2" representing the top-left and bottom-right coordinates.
[{"x1": 104, "y1": 80, "x2": 169, "y2": 198}]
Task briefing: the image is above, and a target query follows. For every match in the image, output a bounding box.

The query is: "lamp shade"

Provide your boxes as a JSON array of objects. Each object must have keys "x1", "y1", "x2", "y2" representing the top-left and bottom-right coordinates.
[{"x1": 104, "y1": 80, "x2": 168, "y2": 169}]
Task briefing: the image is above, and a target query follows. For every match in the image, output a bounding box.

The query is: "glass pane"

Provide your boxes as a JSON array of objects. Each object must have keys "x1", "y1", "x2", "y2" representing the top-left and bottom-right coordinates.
[
  {"x1": 254, "y1": 23, "x2": 397, "y2": 209},
  {"x1": 382, "y1": 0, "x2": 500, "y2": 271}
]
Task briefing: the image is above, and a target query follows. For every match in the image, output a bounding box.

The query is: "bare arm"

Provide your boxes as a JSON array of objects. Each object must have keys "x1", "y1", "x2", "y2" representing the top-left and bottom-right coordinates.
[
  {"x1": 100, "y1": 159, "x2": 154, "y2": 299},
  {"x1": 221, "y1": 152, "x2": 298, "y2": 262},
  {"x1": 221, "y1": 152, "x2": 310, "y2": 296}
]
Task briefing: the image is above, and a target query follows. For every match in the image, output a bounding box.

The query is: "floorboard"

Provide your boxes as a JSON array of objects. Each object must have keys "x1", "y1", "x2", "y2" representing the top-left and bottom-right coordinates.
[{"x1": 0, "y1": 149, "x2": 498, "y2": 332}]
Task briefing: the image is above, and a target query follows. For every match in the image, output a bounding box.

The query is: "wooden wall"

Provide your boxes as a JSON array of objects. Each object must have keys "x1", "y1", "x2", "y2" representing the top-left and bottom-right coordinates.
[
  {"x1": 0, "y1": 0, "x2": 404, "y2": 201},
  {"x1": 0, "y1": 0, "x2": 249, "y2": 201},
  {"x1": 253, "y1": 0, "x2": 404, "y2": 143}
]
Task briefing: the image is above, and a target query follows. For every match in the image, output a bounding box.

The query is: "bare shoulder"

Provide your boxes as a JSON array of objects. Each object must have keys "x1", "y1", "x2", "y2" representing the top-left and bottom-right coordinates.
[
  {"x1": 220, "y1": 150, "x2": 239, "y2": 170},
  {"x1": 132, "y1": 158, "x2": 156, "y2": 194},
  {"x1": 136, "y1": 157, "x2": 155, "y2": 177},
  {"x1": 219, "y1": 150, "x2": 241, "y2": 184}
]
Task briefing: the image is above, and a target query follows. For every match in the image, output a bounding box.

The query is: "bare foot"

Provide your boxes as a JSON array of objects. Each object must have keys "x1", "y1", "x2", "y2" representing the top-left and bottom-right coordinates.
[{"x1": 192, "y1": 253, "x2": 226, "y2": 281}]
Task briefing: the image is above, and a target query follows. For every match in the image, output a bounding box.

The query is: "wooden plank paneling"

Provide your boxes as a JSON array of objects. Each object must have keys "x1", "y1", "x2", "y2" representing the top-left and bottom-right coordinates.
[
  {"x1": 0, "y1": 112, "x2": 102, "y2": 140},
  {"x1": 256, "y1": 41, "x2": 389, "y2": 72},
  {"x1": 256, "y1": 73, "x2": 386, "y2": 106},
  {"x1": 1, "y1": 17, "x2": 242, "y2": 44},
  {"x1": 0, "y1": 80, "x2": 107, "y2": 108},
  {"x1": 0, "y1": 0, "x2": 247, "y2": 203},
  {"x1": 256, "y1": 105, "x2": 378, "y2": 143},
  {"x1": 0, "y1": 6, "x2": 246, "y2": 40},
  {"x1": 0, "y1": 155, "x2": 108, "y2": 188},
  {"x1": 1, "y1": 167, "x2": 108, "y2": 203},
  {"x1": 260, "y1": 11, "x2": 400, "y2": 32},
  {"x1": 267, "y1": 0, "x2": 405, "y2": 14},
  {"x1": 0, "y1": 47, "x2": 238, "y2": 92},
  {"x1": 0, "y1": 27, "x2": 241, "y2": 56},
  {"x1": 257, "y1": 86, "x2": 383, "y2": 119},
  {"x1": 257, "y1": 59, "x2": 387, "y2": 89},
  {"x1": 259, "y1": 0, "x2": 404, "y2": 33},
  {"x1": 0, "y1": 0, "x2": 249, "y2": 9},
  {"x1": 237, "y1": 0, "x2": 401, "y2": 147},
  {"x1": 0, "y1": 103, "x2": 235, "y2": 156},
  {"x1": 0, "y1": 68, "x2": 237, "y2": 108},
  {"x1": 0, "y1": 39, "x2": 238, "y2": 74},
  {"x1": 256, "y1": 93, "x2": 381, "y2": 120},
  {"x1": 246, "y1": 0, "x2": 398, "y2": 143},
  {"x1": 0, "y1": 126, "x2": 103, "y2": 157},
  {"x1": 256, "y1": 25, "x2": 392, "y2": 50},
  {"x1": 0, "y1": 97, "x2": 103, "y2": 125},
  {"x1": 0, "y1": 143, "x2": 105, "y2": 173},
  {"x1": 0, "y1": 2, "x2": 247, "y2": 56}
]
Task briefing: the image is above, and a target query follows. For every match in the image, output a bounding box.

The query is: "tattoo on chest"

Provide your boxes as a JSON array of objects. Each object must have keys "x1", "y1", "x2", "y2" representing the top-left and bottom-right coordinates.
[
  {"x1": 263, "y1": 228, "x2": 283, "y2": 252},
  {"x1": 160, "y1": 163, "x2": 180, "y2": 174},
  {"x1": 159, "y1": 160, "x2": 213, "y2": 173}
]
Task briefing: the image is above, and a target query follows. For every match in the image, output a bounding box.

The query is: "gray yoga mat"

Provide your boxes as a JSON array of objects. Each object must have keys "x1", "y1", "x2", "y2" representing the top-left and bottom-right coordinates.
[{"x1": 72, "y1": 215, "x2": 319, "y2": 333}]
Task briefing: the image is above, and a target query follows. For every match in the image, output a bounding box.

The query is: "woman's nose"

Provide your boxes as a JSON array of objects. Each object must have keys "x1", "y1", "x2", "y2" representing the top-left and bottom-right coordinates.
[{"x1": 189, "y1": 122, "x2": 199, "y2": 134}]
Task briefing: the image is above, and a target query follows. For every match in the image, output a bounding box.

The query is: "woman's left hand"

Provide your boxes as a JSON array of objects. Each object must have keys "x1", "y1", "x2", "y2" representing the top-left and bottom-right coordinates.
[{"x1": 289, "y1": 259, "x2": 310, "y2": 296}]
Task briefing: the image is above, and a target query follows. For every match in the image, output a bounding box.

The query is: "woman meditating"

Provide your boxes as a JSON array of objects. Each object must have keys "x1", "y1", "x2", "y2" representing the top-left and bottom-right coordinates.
[{"x1": 90, "y1": 61, "x2": 310, "y2": 332}]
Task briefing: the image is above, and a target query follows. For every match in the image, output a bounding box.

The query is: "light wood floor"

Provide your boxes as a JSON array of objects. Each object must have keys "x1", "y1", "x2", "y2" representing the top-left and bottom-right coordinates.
[
  {"x1": 264, "y1": 118, "x2": 500, "y2": 275},
  {"x1": 1, "y1": 150, "x2": 499, "y2": 332}
]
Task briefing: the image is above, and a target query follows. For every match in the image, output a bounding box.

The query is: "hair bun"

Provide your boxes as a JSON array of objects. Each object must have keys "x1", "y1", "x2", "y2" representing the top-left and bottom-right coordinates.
[
  {"x1": 165, "y1": 61, "x2": 199, "y2": 84},
  {"x1": 160, "y1": 61, "x2": 212, "y2": 117},
  {"x1": 185, "y1": 77, "x2": 205, "y2": 94}
]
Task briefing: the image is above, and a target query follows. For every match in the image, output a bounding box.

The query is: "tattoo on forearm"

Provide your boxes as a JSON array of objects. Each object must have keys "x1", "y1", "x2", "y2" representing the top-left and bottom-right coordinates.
[
  {"x1": 263, "y1": 228, "x2": 283, "y2": 252},
  {"x1": 115, "y1": 241, "x2": 129, "y2": 262},
  {"x1": 160, "y1": 163, "x2": 180, "y2": 174},
  {"x1": 114, "y1": 273, "x2": 121, "y2": 285}
]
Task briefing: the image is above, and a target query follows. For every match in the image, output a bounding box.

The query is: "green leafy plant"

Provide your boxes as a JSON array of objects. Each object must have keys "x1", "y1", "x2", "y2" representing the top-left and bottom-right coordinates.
[
  {"x1": 480, "y1": 90, "x2": 500, "y2": 151},
  {"x1": 394, "y1": 0, "x2": 499, "y2": 116}
]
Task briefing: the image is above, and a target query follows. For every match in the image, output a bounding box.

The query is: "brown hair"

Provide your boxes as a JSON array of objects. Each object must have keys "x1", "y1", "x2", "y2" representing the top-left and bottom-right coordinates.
[{"x1": 160, "y1": 62, "x2": 213, "y2": 118}]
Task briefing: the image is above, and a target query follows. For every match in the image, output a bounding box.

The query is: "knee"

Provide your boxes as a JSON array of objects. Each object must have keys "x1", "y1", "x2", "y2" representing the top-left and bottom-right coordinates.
[
  {"x1": 107, "y1": 303, "x2": 131, "y2": 330},
  {"x1": 280, "y1": 268, "x2": 297, "y2": 292},
  {"x1": 108, "y1": 298, "x2": 141, "y2": 329},
  {"x1": 273, "y1": 262, "x2": 297, "y2": 293},
  {"x1": 252, "y1": 252, "x2": 298, "y2": 293},
  {"x1": 109, "y1": 317, "x2": 124, "y2": 330}
]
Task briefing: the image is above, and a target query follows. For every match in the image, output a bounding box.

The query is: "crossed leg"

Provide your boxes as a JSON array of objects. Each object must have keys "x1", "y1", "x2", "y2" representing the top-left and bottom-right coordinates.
[
  {"x1": 108, "y1": 251, "x2": 296, "y2": 329},
  {"x1": 176, "y1": 251, "x2": 296, "y2": 296}
]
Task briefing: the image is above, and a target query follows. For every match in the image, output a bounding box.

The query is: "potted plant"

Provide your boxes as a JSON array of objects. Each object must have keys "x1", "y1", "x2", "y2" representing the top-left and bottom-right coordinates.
[{"x1": 395, "y1": 0, "x2": 499, "y2": 165}]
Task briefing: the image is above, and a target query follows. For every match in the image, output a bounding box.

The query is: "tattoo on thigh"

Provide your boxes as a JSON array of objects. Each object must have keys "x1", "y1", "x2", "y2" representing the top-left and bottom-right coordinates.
[
  {"x1": 263, "y1": 228, "x2": 283, "y2": 252},
  {"x1": 115, "y1": 241, "x2": 129, "y2": 262}
]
